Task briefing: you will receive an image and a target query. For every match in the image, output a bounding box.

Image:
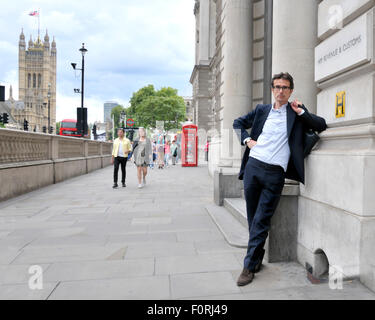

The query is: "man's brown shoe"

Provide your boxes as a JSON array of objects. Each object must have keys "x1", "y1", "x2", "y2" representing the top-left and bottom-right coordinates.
[{"x1": 237, "y1": 268, "x2": 254, "y2": 287}]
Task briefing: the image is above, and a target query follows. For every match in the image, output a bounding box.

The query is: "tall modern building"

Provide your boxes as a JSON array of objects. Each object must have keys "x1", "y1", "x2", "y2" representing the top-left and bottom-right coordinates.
[
  {"x1": 13, "y1": 29, "x2": 57, "y2": 132},
  {"x1": 104, "y1": 101, "x2": 118, "y2": 123}
]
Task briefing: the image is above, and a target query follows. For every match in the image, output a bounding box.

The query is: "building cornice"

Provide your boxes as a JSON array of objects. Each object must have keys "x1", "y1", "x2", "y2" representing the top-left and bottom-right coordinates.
[{"x1": 190, "y1": 63, "x2": 211, "y2": 84}]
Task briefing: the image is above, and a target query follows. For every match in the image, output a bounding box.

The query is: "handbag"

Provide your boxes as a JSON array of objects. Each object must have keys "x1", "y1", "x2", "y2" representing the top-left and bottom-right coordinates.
[{"x1": 303, "y1": 129, "x2": 320, "y2": 158}]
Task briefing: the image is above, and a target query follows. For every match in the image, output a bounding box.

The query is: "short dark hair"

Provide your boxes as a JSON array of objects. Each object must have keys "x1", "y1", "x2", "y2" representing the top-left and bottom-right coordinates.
[
  {"x1": 117, "y1": 128, "x2": 125, "y2": 133},
  {"x1": 271, "y1": 72, "x2": 294, "y2": 90}
]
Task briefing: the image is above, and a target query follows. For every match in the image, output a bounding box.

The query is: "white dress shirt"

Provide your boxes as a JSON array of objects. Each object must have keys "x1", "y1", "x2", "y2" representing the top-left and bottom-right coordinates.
[
  {"x1": 244, "y1": 104, "x2": 305, "y2": 172},
  {"x1": 118, "y1": 139, "x2": 125, "y2": 157}
]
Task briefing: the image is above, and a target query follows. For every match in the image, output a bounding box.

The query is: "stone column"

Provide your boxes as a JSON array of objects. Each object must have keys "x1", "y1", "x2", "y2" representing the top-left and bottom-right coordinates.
[
  {"x1": 199, "y1": 0, "x2": 211, "y2": 64},
  {"x1": 272, "y1": 0, "x2": 318, "y2": 112},
  {"x1": 219, "y1": 0, "x2": 253, "y2": 168}
]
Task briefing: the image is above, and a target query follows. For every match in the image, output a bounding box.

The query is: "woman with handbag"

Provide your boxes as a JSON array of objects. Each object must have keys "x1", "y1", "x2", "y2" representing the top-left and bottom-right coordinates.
[{"x1": 132, "y1": 127, "x2": 152, "y2": 189}]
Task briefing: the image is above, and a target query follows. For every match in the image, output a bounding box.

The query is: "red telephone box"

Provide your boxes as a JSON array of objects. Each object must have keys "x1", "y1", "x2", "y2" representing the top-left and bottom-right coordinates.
[{"x1": 181, "y1": 124, "x2": 198, "y2": 167}]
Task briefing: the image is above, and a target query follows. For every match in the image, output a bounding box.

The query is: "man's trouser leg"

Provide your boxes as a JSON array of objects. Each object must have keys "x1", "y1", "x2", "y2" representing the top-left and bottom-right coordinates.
[
  {"x1": 114, "y1": 157, "x2": 120, "y2": 184},
  {"x1": 120, "y1": 157, "x2": 127, "y2": 184},
  {"x1": 243, "y1": 157, "x2": 285, "y2": 271}
]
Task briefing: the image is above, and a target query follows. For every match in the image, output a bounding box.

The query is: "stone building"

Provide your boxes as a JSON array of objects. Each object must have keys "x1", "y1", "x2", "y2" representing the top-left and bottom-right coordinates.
[
  {"x1": 15, "y1": 29, "x2": 57, "y2": 133},
  {"x1": 192, "y1": 0, "x2": 375, "y2": 292},
  {"x1": 183, "y1": 96, "x2": 194, "y2": 122}
]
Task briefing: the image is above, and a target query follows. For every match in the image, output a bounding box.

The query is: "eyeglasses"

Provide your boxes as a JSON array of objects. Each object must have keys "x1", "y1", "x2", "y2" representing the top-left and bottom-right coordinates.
[{"x1": 272, "y1": 86, "x2": 291, "y2": 91}]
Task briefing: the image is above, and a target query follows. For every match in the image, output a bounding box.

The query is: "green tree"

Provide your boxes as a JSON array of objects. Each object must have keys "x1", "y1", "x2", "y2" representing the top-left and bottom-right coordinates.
[
  {"x1": 107, "y1": 131, "x2": 113, "y2": 141},
  {"x1": 127, "y1": 85, "x2": 186, "y2": 130},
  {"x1": 110, "y1": 105, "x2": 126, "y2": 138},
  {"x1": 56, "y1": 122, "x2": 61, "y2": 135}
]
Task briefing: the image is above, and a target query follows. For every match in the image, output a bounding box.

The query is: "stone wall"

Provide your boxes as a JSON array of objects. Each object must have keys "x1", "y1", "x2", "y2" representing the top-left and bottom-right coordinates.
[
  {"x1": 297, "y1": 0, "x2": 375, "y2": 292},
  {"x1": 0, "y1": 128, "x2": 112, "y2": 202}
]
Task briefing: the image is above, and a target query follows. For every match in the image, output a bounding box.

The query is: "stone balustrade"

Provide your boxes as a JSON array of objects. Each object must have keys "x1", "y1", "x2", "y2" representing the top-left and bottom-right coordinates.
[{"x1": 0, "y1": 128, "x2": 113, "y2": 201}]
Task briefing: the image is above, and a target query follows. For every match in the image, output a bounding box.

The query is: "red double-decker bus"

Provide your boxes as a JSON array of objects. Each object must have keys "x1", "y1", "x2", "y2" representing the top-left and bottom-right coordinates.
[{"x1": 59, "y1": 119, "x2": 80, "y2": 137}]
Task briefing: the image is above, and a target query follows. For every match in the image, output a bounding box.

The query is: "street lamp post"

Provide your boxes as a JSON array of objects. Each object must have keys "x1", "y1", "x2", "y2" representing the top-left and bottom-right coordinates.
[
  {"x1": 71, "y1": 43, "x2": 88, "y2": 137},
  {"x1": 47, "y1": 83, "x2": 51, "y2": 134},
  {"x1": 79, "y1": 43, "x2": 87, "y2": 137}
]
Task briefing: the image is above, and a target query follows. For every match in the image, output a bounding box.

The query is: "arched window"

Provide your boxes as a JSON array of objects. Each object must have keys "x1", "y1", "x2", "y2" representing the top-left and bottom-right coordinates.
[
  {"x1": 38, "y1": 74, "x2": 42, "y2": 88},
  {"x1": 33, "y1": 74, "x2": 36, "y2": 88},
  {"x1": 28, "y1": 74, "x2": 31, "y2": 88}
]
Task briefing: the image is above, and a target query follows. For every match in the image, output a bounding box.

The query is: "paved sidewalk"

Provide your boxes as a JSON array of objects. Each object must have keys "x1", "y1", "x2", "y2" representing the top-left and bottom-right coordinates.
[{"x1": 0, "y1": 163, "x2": 374, "y2": 300}]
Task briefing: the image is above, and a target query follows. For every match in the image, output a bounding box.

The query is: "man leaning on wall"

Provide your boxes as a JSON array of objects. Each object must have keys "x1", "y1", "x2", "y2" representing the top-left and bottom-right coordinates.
[{"x1": 233, "y1": 72, "x2": 327, "y2": 287}]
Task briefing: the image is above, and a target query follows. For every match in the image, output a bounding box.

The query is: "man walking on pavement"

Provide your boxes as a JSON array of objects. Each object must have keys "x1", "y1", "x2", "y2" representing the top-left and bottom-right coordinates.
[
  {"x1": 112, "y1": 128, "x2": 132, "y2": 189},
  {"x1": 233, "y1": 72, "x2": 327, "y2": 287}
]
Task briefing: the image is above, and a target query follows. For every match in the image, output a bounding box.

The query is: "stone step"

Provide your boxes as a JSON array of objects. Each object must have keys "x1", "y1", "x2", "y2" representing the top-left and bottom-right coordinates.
[
  {"x1": 205, "y1": 204, "x2": 248, "y2": 249},
  {"x1": 223, "y1": 198, "x2": 248, "y2": 228},
  {"x1": 241, "y1": 181, "x2": 300, "y2": 199}
]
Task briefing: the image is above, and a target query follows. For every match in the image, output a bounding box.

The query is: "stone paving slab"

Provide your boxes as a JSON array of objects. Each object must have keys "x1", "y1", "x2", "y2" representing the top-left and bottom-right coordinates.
[
  {"x1": 108, "y1": 232, "x2": 177, "y2": 245},
  {"x1": 43, "y1": 259, "x2": 155, "y2": 282},
  {"x1": 11, "y1": 244, "x2": 128, "y2": 265},
  {"x1": 124, "y1": 242, "x2": 197, "y2": 259},
  {"x1": 176, "y1": 230, "x2": 224, "y2": 242},
  {"x1": 0, "y1": 235, "x2": 36, "y2": 250},
  {"x1": 27, "y1": 234, "x2": 108, "y2": 248},
  {"x1": 0, "y1": 231, "x2": 11, "y2": 239},
  {"x1": 194, "y1": 240, "x2": 246, "y2": 255},
  {"x1": 48, "y1": 276, "x2": 170, "y2": 300},
  {"x1": 170, "y1": 272, "x2": 241, "y2": 299},
  {"x1": 155, "y1": 253, "x2": 242, "y2": 276},
  {"x1": 0, "y1": 282, "x2": 58, "y2": 300},
  {"x1": 0, "y1": 164, "x2": 374, "y2": 300},
  {"x1": 0, "y1": 249, "x2": 22, "y2": 265}
]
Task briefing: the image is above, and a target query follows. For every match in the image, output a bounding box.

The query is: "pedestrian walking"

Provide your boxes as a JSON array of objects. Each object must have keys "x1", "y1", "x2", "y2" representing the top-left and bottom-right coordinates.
[
  {"x1": 171, "y1": 140, "x2": 178, "y2": 165},
  {"x1": 233, "y1": 72, "x2": 327, "y2": 287},
  {"x1": 132, "y1": 127, "x2": 152, "y2": 189},
  {"x1": 111, "y1": 128, "x2": 132, "y2": 189},
  {"x1": 164, "y1": 140, "x2": 171, "y2": 167},
  {"x1": 204, "y1": 140, "x2": 210, "y2": 162},
  {"x1": 152, "y1": 140, "x2": 157, "y2": 169},
  {"x1": 157, "y1": 136, "x2": 165, "y2": 169}
]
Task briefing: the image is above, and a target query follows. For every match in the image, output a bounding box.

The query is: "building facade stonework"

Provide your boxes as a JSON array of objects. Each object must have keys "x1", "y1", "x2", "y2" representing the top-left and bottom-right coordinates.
[
  {"x1": 192, "y1": 0, "x2": 375, "y2": 292},
  {"x1": 15, "y1": 29, "x2": 57, "y2": 133}
]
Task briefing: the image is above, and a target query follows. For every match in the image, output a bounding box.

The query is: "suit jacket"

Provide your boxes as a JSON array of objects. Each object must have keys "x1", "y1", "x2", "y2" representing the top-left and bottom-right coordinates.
[{"x1": 233, "y1": 103, "x2": 327, "y2": 184}]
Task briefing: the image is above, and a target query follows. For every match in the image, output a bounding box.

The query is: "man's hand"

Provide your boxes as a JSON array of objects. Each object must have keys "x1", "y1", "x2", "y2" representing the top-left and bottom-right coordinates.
[
  {"x1": 111, "y1": 157, "x2": 114, "y2": 165},
  {"x1": 247, "y1": 139, "x2": 257, "y2": 149},
  {"x1": 291, "y1": 99, "x2": 304, "y2": 115}
]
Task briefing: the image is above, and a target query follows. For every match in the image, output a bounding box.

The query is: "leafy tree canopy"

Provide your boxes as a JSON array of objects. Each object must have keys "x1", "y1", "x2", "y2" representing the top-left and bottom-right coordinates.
[{"x1": 127, "y1": 85, "x2": 186, "y2": 131}]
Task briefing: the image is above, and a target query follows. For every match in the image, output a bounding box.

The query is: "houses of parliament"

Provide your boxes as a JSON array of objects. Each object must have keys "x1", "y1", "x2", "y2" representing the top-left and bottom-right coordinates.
[{"x1": 5, "y1": 29, "x2": 57, "y2": 133}]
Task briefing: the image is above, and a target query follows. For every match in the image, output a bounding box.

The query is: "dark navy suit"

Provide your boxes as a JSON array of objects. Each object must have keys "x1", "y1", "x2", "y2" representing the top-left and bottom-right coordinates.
[{"x1": 233, "y1": 103, "x2": 327, "y2": 271}]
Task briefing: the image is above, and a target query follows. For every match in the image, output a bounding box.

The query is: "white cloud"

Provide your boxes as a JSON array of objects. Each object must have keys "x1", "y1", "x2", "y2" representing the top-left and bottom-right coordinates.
[{"x1": 0, "y1": 0, "x2": 195, "y2": 122}]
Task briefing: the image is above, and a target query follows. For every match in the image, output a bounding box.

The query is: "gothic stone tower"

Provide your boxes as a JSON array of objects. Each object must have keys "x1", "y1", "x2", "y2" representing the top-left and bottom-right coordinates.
[{"x1": 18, "y1": 29, "x2": 56, "y2": 132}]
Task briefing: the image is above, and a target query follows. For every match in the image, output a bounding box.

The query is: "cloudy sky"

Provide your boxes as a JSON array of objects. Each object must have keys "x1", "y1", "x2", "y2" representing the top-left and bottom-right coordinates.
[{"x1": 0, "y1": 0, "x2": 195, "y2": 123}]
